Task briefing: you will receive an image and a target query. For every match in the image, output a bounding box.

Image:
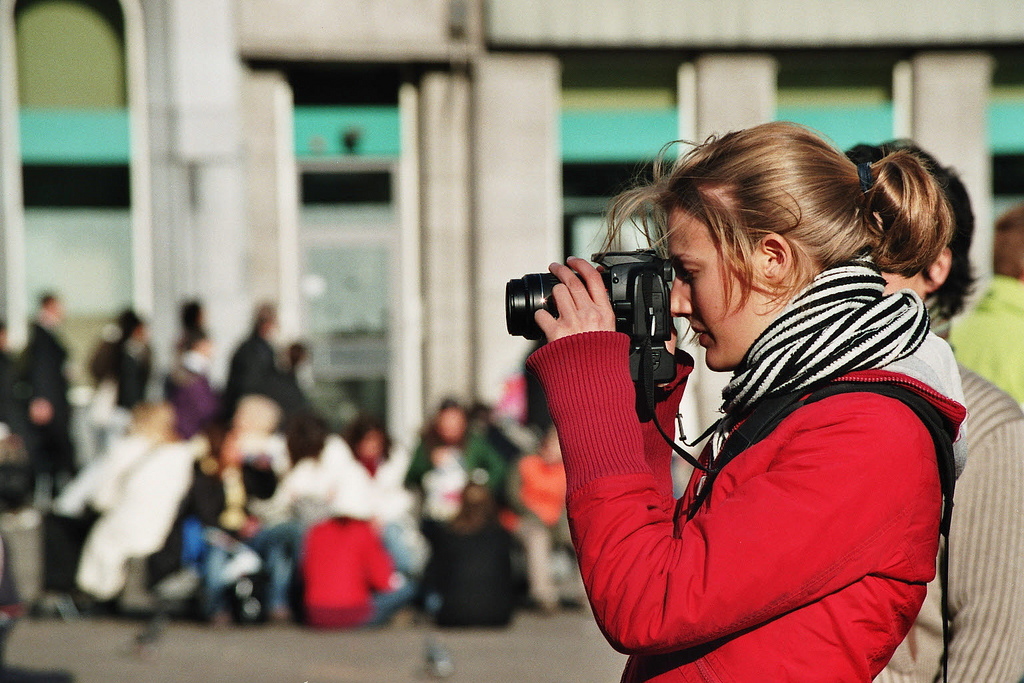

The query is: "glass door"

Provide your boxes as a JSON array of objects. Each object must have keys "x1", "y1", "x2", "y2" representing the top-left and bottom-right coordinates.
[{"x1": 298, "y1": 160, "x2": 398, "y2": 430}]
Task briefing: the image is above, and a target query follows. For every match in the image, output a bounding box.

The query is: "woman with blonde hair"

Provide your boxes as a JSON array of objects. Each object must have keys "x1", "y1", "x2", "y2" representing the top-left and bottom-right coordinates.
[
  {"x1": 75, "y1": 402, "x2": 197, "y2": 603},
  {"x1": 527, "y1": 122, "x2": 966, "y2": 681}
]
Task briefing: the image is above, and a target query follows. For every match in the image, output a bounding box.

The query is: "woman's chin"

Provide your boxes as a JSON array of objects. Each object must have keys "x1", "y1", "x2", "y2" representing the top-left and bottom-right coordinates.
[{"x1": 702, "y1": 349, "x2": 736, "y2": 373}]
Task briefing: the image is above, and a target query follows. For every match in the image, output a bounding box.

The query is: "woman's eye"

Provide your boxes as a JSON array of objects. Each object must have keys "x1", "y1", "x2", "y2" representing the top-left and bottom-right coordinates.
[{"x1": 674, "y1": 266, "x2": 694, "y2": 284}]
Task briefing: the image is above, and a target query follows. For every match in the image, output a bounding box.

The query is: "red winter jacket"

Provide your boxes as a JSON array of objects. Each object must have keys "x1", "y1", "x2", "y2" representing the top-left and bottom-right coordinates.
[
  {"x1": 302, "y1": 517, "x2": 395, "y2": 629},
  {"x1": 527, "y1": 332, "x2": 965, "y2": 683}
]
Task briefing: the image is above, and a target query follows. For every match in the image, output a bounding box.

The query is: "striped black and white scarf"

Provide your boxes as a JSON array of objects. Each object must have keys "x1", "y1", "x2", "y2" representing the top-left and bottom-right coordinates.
[{"x1": 720, "y1": 258, "x2": 930, "y2": 416}]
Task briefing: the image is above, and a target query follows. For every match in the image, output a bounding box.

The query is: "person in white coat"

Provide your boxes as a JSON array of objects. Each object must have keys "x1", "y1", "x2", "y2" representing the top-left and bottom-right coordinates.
[
  {"x1": 339, "y1": 414, "x2": 427, "y2": 578},
  {"x1": 75, "y1": 403, "x2": 200, "y2": 602}
]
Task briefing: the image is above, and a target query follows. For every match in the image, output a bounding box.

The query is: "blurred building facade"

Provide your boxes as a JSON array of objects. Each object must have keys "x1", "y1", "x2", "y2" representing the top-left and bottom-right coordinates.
[{"x1": 1, "y1": 0, "x2": 1023, "y2": 436}]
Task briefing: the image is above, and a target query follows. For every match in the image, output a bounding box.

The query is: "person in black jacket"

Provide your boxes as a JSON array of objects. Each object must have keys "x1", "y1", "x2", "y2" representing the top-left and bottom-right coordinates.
[
  {"x1": 19, "y1": 293, "x2": 74, "y2": 498},
  {"x1": 85, "y1": 309, "x2": 153, "y2": 461},
  {"x1": 221, "y1": 303, "x2": 283, "y2": 422},
  {"x1": 89, "y1": 310, "x2": 153, "y2": 410},
  {"x1": 422, "y1": 483, "x2": 515, "y2": 627},
  {"x1": 0, "y1": 322, "x2": 32, "y2": 511}
]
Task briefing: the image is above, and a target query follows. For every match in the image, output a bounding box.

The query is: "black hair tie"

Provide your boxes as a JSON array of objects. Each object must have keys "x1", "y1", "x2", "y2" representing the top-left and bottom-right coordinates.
[{"x1": 857, "y1": 162, "x2": 874, "y2": 194}]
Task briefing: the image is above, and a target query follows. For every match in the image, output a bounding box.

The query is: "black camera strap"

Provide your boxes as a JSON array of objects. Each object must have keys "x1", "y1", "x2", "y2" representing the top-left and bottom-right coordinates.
[{"x1": 636, "y1": 271, "x2": 713, "y2": 475}]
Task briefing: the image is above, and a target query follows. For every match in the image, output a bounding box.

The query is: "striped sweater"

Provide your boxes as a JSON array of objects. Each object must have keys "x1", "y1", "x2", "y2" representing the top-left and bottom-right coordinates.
[{"x1": 876, "y1": 366, "x2": 1024, "y2": 683}]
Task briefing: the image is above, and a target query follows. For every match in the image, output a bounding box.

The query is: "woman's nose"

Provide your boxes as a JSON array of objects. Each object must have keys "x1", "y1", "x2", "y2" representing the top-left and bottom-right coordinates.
[{"x1": 670, "y1": 278, "x2": 691, "y2": 318}]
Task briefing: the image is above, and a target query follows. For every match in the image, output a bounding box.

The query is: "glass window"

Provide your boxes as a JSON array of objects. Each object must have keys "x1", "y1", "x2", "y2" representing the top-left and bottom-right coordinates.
[
  {"x1": 563, "y1": 162, "x2": 653, "y2": 258},
  {"x1": 299, "y1": 168, "x2": 397, "y2": 429},
  {"x1": 776, "y1": 51, "x2": 899, "y2": 151},
  {"x1": 15, "y1": 0, "x2": 130, "y2": 382},
  {"x1": 992, "y1": 51, "x2": 1024, "y2": 213}
]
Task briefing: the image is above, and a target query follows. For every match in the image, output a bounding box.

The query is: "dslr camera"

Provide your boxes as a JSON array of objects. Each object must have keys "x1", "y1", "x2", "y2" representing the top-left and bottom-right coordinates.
[{"x1": 505, "y1": 250, "x2": 676, "y2": 383}]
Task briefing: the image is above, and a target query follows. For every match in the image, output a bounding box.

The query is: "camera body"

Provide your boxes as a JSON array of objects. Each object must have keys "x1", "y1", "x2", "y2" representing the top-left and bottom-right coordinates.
[{"x1": 505, "y1": 250, "x2": 676, "y2": 383}]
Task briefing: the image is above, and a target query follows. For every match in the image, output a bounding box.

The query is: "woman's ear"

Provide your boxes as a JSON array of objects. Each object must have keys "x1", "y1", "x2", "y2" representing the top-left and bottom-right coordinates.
[
  {"x1": 757, "y1": 233, "x2": 795, "y2": 285},
  {"x1": 922, "y1": 247, "x2": 953, "y2": 295}
]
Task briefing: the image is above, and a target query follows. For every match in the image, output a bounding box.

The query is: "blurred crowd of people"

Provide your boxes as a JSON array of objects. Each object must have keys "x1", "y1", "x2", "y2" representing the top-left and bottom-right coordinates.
[{"x1": 0, "y1": 296, "x2": 585, "y2": 667}]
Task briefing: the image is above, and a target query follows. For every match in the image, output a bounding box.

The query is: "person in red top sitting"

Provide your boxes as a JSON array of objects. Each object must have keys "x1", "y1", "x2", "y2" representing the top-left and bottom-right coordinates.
[
  {"x1": 301, "y1": 480, "x2": 416, "y2": 629},
  {"x1": 527, "y1": 122, "x2": 967, "y2": 681},
  {"x1": 508, "y1": 426, "x2": 584, "y2": 612}
]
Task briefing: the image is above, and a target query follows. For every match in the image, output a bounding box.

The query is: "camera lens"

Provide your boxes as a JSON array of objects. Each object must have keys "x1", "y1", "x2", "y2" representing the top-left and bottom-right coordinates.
[{"x1": 505, "y1": 272, "x2": 559, "y2": 340}]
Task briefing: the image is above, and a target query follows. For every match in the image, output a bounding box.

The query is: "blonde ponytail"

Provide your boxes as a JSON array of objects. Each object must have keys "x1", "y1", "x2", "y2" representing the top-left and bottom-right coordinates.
[{"x1": 861, "y1": 150, "x2": 954, "y2": 277}]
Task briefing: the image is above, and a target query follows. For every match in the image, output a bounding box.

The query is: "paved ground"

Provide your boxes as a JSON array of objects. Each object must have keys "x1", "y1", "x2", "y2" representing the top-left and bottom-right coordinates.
[{"x1": 4, "y1": 609, "x2": 627, "y2": 683}]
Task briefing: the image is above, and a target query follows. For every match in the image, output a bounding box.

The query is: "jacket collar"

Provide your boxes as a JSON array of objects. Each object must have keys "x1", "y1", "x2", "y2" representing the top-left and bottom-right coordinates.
[{"x1": 837, "y1": 368, "x2": 966, "y2": 441}]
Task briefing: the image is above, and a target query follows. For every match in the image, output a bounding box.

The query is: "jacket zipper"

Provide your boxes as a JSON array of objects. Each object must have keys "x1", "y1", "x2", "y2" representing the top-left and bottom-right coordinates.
[{"x1": 836, "y1": 372, "x2": 953, "y2": 407}]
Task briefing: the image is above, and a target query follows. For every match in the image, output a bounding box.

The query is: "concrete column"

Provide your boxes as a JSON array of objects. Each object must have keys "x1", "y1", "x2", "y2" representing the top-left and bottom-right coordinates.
[
  {"x1": 419, "y1": 68, "x2": 474, "y2": 410},
  {"x1": 693, "y1": 53, "x2": 777, "y2": 139},
  {"x1": 145, "y1": 0, "x2": 250, "y2": 382},
  {"x1": 0, "y1": 0, "x2": 28, "y2": 347},
  {"x1": 682, "y1": 54, "x2": 778, "y2": 432},
  {"x1": 143, "y1": 0, "x2": 193, "y2": 372},
  {"x1": 472, "y1": 54, "x2": 561, "y2": 404},
  {"x1": 909, "y1": 52, "x2": 994, "y2": 286},
  {"x1": 241, "y1": 68, "x2": 301, "y2": 341}
]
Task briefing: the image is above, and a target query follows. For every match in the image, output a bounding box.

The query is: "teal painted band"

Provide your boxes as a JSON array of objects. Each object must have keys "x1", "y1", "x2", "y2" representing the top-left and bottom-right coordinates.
[
  {"x1": 294, "y1": 105, "x2": 401, "y2": 158},
  {"x1": 775, "y1": 104, "x2": 894, "y2": 151},
  {"x1": 561, "y1": 108, "x2": 677, "y2": 163},
  {"x1": 990, "y1": 102, "x2": 1024, "y2": 155},
  {"x1": 20, "y1": 109, "x2": 129, "y2": 164},
  {"x1": 17, "y1": 102, "x2": 1024, "y2": 166}
]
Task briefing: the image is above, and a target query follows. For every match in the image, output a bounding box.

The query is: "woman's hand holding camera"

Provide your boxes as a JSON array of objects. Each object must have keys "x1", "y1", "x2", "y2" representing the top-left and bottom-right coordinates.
[{"x1": 534, "y1": 257, "x2": 616, "y2": 343}]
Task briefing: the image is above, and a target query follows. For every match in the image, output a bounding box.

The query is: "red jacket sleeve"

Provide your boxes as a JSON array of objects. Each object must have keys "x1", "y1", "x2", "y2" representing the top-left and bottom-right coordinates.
[
  {"x1": 528, "y1": 331, "x2": 941, "y2": 655},
  {"x1": 527, "y1": 331, "x2": 691, "y2": 504}
]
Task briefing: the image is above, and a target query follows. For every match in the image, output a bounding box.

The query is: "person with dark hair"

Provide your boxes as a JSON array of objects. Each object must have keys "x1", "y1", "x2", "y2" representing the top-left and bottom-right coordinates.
[
  {"x1": 112, "y1": 309, "x2": 152, "y2": 410},
  {"x1": 167, "y1": 331, "x2": 220, "y2": 440},
  {"x1": 0, "y1": 322, "x2": 31, "y2": 511},
  {"x1": 467, "y1": 401, "x2": 521, "y2": 460},
  {"x1": 527, "y1": 122, "x2": 966, "y2": 681},
  {"x1": 848, "y1": 142, "x2": 1024, "y2": 683},
  {"x1": 846, "y1": 142, "x2": 975, "y2": 326},
  {"x1": 221, "y1": 302, "x2": 284, "y2": 421},
  {"x1": 422, "y1": 483, "x2": 515, "y2": 627},
  {"x1": 340, "y1": 414, "x2": 425, "y2": 578},
  {"x1": 245, "y1": 411, "x2": 334, "y2": 623},
  {"x1": 86, "y1": 309, "x2": 153, "y2": 455},
  {"x1": 949, "y1": 203, "x2": 1024, "y2": 405},
  {"x1": 164, "y1": 299, "x2": 208, "y2": 403},
  {"x1": 0, "y1": 322, "x2": 24, "y2": 441},
  {"x1": 90, "y1": 311, "x2": 153, "y2": 411},
  {"x1": 18, "y1": 292, "x2": 75, "y2": 499},
  {"x1": 179, "y1": 300, "x2": 205, "y2": 346},
  {"x1": 405, "y1": 399, "x2": 506, "y2": 529},
  {"x1": 266, "y1": 341, "x2": 311, "y2": 419},
  {"x1": 260, "y1": 410, "x2": 337, "y2": 529}
]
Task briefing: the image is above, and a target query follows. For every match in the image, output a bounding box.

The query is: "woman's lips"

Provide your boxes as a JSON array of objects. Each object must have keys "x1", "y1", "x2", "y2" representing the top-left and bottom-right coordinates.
[{"x1": 690, "y1": 325, "x2": 710, "y2": 347}]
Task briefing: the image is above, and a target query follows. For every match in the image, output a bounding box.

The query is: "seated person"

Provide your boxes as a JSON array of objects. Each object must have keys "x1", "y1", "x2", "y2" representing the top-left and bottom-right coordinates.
[
  {"x1": 405, "y1": 399, "x2": 506, "y2": 531},
  {"x1": 508, "y1": 427, "x2": 585, "y2": 612},
  {"x1": 422, "y1": 483, "x2": 515, "y2": 628},
  {"x1": 302, "y1": 483, "x2": 415, "y2": 629}
]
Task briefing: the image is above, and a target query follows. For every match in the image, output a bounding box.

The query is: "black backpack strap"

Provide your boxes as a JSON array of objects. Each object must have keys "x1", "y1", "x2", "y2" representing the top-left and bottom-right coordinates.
[
  {"x1": 685, "y1": 388, "x2": 811, "y2": 519},
  {"x1": 683, "y1": 380, "x2": 957, "y2": 682},
  {"x1": 793, "y1": 381, "x2": 957, "y2": 683},
  {"x1": 802, "y1": 382, "x2": 956, "y2": 536}
]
